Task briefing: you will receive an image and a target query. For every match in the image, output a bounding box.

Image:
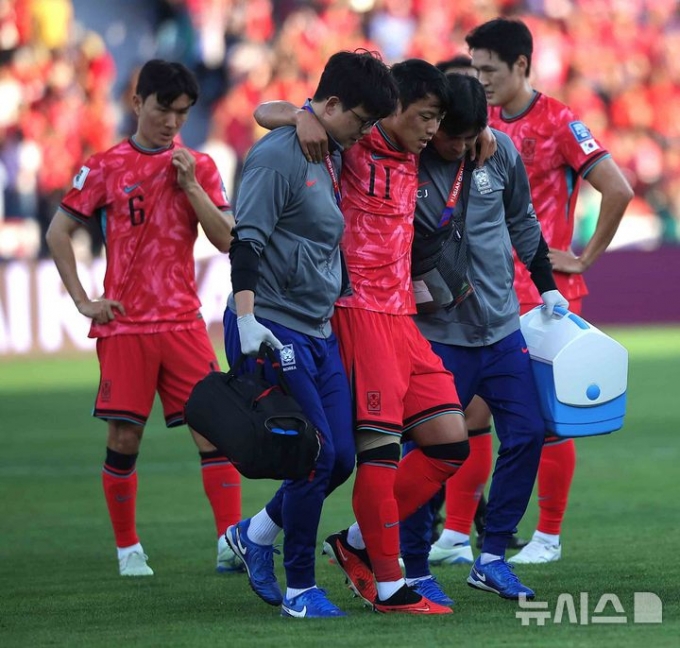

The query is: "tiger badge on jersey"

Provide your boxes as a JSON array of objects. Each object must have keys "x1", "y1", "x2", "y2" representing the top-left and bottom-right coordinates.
[
  {"x1": 473, "y1": 168, "x2": 493, "y2": 194},
  {"x1": 280, "y1": 344, "x2": 296, "y2": 371},
  {"x1": 521, "y1": 138, "x2": 536, "y2": 164},
  {"x1": 73, "y1": 166, "x2": 90, "y2": 190},
  {"x1": 367, "y1": 391, "x2": 381, "y2": 413}
]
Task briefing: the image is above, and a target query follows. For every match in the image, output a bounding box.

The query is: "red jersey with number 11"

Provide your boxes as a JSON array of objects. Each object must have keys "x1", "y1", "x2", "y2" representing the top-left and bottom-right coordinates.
[
  {"x1": 337, "y1": 124, "x2": 419, "y2": 315},
  {"x1": 60, "y1": 138, "x2": 230, "y2": 338}
]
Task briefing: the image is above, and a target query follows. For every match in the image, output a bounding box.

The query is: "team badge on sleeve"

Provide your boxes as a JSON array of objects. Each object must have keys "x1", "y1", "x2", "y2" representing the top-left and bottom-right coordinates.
[
  {"x1": 569, "y1": 121, "x2": 600, "y2": 155},
  {"x1": 73, "y1": 166, "x2": 90, "y2": 190},
  {"x1": 569, "y1": 121, "x2": 592, "y2": 142}
]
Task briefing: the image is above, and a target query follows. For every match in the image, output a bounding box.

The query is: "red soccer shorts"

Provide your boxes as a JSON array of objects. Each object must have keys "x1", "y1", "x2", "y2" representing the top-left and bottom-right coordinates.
[
  {"x1": 332, "y1": 307, "x2": 461, "y2": 437},
  {"x1": 94, "y1": 328, "x2": 219, "y2": 427}
]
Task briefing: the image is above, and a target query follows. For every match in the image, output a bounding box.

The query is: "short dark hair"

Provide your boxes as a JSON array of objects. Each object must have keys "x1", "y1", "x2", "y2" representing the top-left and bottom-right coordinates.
[
  {"x1": 135, "y1": 59, "x2": 199, "y2": 107},
  {"x1": 465, "y1": 18, "x2": 533, "y2": 77},
  {"x1": 390, "y1": 59, "x2": 450, "y2": 112},
  {"x1": 439, "y1": 73, "x2": 488, "y2": 137},
  {"x1": 312, "y1": 50, "x2": 398, "y2": 120},
  {"x1": 435, "y1": 54, "x2": 472, "y2": 75}
]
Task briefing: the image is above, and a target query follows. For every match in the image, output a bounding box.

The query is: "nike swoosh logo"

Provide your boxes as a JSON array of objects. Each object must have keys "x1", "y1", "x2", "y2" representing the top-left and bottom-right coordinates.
[
  {"x1": 381, "y1": 602, "x2": 432, "y2": 612},
  {"x1": 384, "y1": 521, "x2": 399, "y2": 528},
  {"x1": 371, "y1": 153, "x2": 389, "y2": 160},
  {"x1": 235, "y1": 528, "x2": 247, "y2": 556},
  {"x1": 115, "y1": 494, "x2": 132, "y2": 502},
  {"x1": 124, "y1": 182, "x2": 142, "y2": 194},
  {"x1": 282, "y1": 604, "x2": 307, "y2": 617},
  {"x1": 521, "y1": 347, "x2": 529, "y2": 354},
  {"x1": 221, "y1": 482, "x2": 238, "y2": 488},
  {"x1": 473, "y1": 568, "x2": 487, "y2": 582},
  {"x1": 337, "y1": 544, "x2": 349, "y2": 562},
  {"x1": 306, "y1": 179, "x2": 317, "y2": 187}
]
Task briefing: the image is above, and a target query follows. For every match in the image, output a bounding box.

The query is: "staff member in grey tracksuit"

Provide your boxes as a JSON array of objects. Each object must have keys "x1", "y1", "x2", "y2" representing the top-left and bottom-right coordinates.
[
  {"x1": 401, "y1": 73, "x2": 568, "y2": 601},
  {"x1": 222, "y1": 50, "x2": 398, "y2": 618}
]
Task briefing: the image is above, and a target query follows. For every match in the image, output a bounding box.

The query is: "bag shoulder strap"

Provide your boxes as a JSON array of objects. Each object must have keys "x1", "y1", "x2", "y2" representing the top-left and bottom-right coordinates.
[
  {"x1": 227, "y1": 345, "x2": 294, "y2": 396},
  {"x1": 256, "y1": 344, "x2": 294, "y2": 395},
  {"x1": 227, "y1": 353, "x2": 249, "y2": 377},
  {"x1": 456, "y1": 155, "x2": 475, "y2": 229}
]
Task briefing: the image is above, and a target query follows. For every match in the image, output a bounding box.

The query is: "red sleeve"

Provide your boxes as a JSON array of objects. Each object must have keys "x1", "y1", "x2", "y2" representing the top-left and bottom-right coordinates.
[
  {"x1": 60, "y1": 154, "x2": 108, "y2": 222},
  {"x1": 195, "y1": 152, "x2": 231, "y2": 211},
  {"x1": 554, "y1": 114, "x2": 609, "y2": 177}
]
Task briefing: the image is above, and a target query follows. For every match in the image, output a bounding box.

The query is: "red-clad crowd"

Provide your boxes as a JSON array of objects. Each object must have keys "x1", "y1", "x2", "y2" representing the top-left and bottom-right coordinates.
[
  {"x1": 0, "y1": 0, "x2": 116, "y2": 258},
  {"x1": 1, "y1": 0, "x2": 679, "y2": 259}
]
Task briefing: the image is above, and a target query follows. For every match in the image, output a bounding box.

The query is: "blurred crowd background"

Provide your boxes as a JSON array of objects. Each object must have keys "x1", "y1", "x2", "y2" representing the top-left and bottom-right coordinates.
[{"x1": 1, "y1": 0, "x2": 679, "y2": 262}]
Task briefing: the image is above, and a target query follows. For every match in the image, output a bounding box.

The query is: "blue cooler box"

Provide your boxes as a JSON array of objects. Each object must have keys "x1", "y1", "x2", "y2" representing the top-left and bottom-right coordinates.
[{"x1": 519, "y1": 306, "x2": 628, "y2": 437}]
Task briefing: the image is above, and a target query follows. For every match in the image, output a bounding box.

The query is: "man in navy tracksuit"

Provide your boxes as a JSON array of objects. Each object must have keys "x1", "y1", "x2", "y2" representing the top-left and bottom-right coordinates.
[
  {"x1": 223, "y1": 51, "x2": 398, "y2": 618},
  {"x1": 401, "y1": 73, "x2": 568, "y2": 600}
]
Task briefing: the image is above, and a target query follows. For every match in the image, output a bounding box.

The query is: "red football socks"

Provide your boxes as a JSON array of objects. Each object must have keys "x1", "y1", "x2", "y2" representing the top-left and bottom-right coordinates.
[
  {"x1": 536, "y1": 439, "x2": 576, "y2": 535},
  {"x1": 443, "y1": 432, "x2": 493, "y2": 533},
  {"x1": 352, "y1": 461, "x2": 402, "y2": 582},
  {"x1": 395, "y1": 446, "x2": 465, "y2": 520},
  {"x1": 200, "y1": 455, "x2": 242, "y2": 536},
  {"x1": 102, "y1": 462, "x2": 139, "y2": 548}
]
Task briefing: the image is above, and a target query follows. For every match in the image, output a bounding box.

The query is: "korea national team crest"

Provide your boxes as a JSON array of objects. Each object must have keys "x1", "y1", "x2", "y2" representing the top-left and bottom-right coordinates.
[
  {"x1": 367, "y1": 391, "x2": 381, "y2": 413},
  {"x1": 473, "y1": 168, "x2": 492, "y2": 194},
  {"x1": 521, "y1": 138, "x2": 536, "y2": 164},
  {"x1": 101, "y1": 379, "x2": 112, "y2": 402},
  {"x1": 280, "y1": 344, "x2": 296, "y2": 371}
]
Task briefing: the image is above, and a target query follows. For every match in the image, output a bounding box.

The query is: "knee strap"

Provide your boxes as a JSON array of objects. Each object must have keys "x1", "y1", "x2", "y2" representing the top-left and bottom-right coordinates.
[
  {"x1": 357, "y1": 443, "x2": 401, "y2": 466},
  {"x1": 422, "y1": 440, "x2": 470, "y2": 462}
]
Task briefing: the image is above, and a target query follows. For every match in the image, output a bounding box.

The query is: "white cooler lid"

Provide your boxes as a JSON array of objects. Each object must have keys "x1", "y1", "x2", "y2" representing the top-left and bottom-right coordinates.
[{"x1": 520, "y1": 306, "x2": 628, "y2": 405}]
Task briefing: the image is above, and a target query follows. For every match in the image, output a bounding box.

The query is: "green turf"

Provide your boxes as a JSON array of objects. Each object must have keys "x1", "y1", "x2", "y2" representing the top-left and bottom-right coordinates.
[{"x1": 1, "y1": 326, "x2": 678, "y2": 647}]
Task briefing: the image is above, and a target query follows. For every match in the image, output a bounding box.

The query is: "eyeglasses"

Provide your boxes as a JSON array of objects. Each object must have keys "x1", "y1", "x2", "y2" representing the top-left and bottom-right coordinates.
[{"x1": 347, "y1": 107, "x2": 381, "y2": 130}]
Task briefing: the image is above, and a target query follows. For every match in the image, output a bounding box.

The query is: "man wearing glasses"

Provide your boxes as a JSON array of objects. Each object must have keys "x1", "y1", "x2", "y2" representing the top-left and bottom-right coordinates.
[{"x1": 223, "y1": 50, "x2": 398, "y2": 618}]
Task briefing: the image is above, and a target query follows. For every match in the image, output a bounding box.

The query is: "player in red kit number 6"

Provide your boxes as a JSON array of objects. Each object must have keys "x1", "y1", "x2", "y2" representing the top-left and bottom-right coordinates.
[
  {"x1": 431, "y1": 19, "x2": 634, "y2": 568},
  {"x1": 46, "y1": 59, "x2": 242, "y2": 577}
]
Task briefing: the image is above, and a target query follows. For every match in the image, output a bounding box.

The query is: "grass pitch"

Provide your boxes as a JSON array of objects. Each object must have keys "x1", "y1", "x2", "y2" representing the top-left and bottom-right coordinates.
[{"x1": 0, "y1": 327, "x2": 678, "y2": 647}]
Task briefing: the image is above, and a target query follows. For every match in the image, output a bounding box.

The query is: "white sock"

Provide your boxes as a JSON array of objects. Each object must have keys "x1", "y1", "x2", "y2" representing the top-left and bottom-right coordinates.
[
  {"x1": 247, "y1": 509, "x2": 282, "y2": 545},
  {"x1": 376, "y1": 579, "x2": 404, "y2": 601},
  {"x1": 286, "y1": 585, "x2": 315, "y2": 599},
  {"x1": 436, "y1": 529, "x2": 470, "y2": 548},
  {"x1": 533, "y1": 530, "x2": 560, "y2": 546},
  {"x1": 479, "y1": 552, "x2": 503, "y2": 565},
  {"x1": 117, "y1": 542, "x2": 144, "y2": 560},
  {"x1": 347, "y1": 522, "x2": 365, "y2": 550}
]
